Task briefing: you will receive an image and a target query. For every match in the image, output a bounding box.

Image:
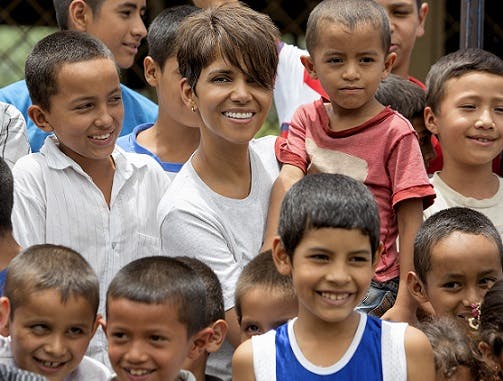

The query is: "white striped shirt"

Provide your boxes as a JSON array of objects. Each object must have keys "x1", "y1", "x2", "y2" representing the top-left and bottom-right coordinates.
[
  {"x1": 0, "y1": 102, "x2": 30, "y2": 169},
  {"x1": 11, "y1": 136, "x2": 171, "y2": 364}
]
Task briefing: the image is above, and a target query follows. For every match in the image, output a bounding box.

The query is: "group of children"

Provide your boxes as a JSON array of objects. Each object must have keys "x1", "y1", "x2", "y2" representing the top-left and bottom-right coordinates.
[{"x1": 0, "y1": 0, "x2": 502, "y2": 379}]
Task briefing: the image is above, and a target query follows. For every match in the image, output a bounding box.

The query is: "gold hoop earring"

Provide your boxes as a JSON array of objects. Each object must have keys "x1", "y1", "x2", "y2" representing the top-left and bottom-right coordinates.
[{"x1": 191, "y1": 105, "x2": 196, "y2": 112}]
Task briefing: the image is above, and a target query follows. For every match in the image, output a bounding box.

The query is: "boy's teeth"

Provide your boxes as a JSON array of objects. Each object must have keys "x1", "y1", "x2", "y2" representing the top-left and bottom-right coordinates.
[
  {"x1": 224, "y1": 111, "x2": 253, "y2": 119},
  {"x1": 91, "y1": 133, "x2": 111, "y2": 140},
  {"x1": 41, "y1": 360, "x2": 62, "y2": 368},
  {"x1": 128, "y1": 369, "x2": 151, "y2": 376},
  {"x1": 321, "y1": 292, "x2": 349, "y2": 301}
]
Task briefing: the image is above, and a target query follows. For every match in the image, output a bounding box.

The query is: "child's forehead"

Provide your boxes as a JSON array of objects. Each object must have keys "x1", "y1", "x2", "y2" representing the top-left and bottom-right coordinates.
[
  {"x1": 312, "y1": 21, "x2": 386, "y2": 55},
  {"x1": 429, "y1": 231, "x2": 501, "y2": 268}
]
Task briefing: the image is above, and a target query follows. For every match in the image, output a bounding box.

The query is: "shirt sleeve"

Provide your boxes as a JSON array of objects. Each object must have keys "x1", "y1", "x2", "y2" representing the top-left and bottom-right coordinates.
[
  {"x1": 11, "y1": 158, "x2": 46, "y2": 248},
  {"x1": 276, "y1": 106, "x2": 310, "y2": 173},
  {"x1": 387, "y1": 130, "x2": 435, "y2": 209},
  {"x1": 160, "y1": 207, "x2": 241, "y2": 311},
  {"x1": 0, "y1": 103, "x2": 30, "y2": 168}
]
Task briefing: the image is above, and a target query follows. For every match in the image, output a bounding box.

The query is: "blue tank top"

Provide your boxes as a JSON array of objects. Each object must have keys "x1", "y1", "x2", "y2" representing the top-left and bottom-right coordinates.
[{"x1": 275, "y1": 315, "x2": 383, "y2": 380}]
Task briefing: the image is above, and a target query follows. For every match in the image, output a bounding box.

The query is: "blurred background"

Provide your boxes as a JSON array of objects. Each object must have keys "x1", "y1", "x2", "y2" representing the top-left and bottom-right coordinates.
[{"x1": 1, "y1": 0, "x2": 501, "y2": 135}]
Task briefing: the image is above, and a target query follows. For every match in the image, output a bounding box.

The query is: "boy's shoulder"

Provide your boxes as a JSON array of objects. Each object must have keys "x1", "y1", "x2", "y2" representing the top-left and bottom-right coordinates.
[
  {"x1": 0, "y1": 80, "x2": 30, "y2": 109},
  {"x1": 68, "y1": 355, "x2": 112, "y2": 381}
]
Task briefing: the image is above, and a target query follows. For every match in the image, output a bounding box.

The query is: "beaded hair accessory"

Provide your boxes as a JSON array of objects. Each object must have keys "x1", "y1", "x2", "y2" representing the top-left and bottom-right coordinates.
[{"x1": 468, "y1": 302, "x2": 481, "y2": 330}]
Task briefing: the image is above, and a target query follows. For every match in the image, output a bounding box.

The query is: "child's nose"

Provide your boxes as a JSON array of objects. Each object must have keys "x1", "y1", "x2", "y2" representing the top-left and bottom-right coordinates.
[
  {"x1": 325, "y1": 262, "x2": 351, "y2": 284},
  {"x1": 462, "y1": 287, "x2": 481, "y2": 308},
  {"x1": 123, "y1": 341, "x2": 148, "y2": 363},
  {"x1": 94, "y1": 107, "x2": 114, "y2": 128},
  {"x1": 131, "y1": 14, "x2": 147, "y2": 39},
  {"x1": 44, "y1": 335, "x2": 66, "y2": 357},
  {"x1": 475, "y1": 109, "x2": 496, "y2": 129},
  {"x1": 342, "y1": 62, "x2": 360, "y2": 81}
]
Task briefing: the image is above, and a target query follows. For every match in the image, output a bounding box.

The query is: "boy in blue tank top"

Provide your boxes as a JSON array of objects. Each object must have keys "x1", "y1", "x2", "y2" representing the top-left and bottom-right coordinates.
[{"x1": 232, "y1": 173, "x2": 435, "y2": 380}]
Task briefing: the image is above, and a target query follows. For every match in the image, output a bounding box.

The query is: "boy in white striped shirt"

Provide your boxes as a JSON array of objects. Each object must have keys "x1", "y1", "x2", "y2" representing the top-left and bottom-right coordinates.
[{"x1": 11, "y1": 30, "x2": 170, "y2": 366}]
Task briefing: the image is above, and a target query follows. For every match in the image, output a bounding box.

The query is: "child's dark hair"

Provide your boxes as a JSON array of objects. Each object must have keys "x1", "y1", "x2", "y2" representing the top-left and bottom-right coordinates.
[
  {"x1": 53, "y1": 0, "x2": 105, "y2": 30},
  {"x1": 176, "y1": 2, "x2": 279, "y2": 94},
  {"x1": 4, "y1": 244, "x2": 100, "y2": 318},
  {"x1": 376, "y1": 74, "x2": 426, "y2": 121},
  {"x1": 176, "y1": 256, "x2": 224, "y2": 326},
  {"x1": 106, "y1": 256, "x2": 207, "y2": 337},
  {"x1": 414, "y1": 207, "x2": 503, "y2": 284},
  {"x1": 419, "y1": 317, "x2": 478, "y2": 379},
  {"x1": 0, "y1": 158, "x2": 13, "y2": 235},
  {"x1": 480, "y1": 279, "x2": 503, "y2": 360},
  {"x1": 147, "y1": 5, "x2": 199, "y2": 69},
  {"x1": 25, "y1": 30, "x2": 116, "y2": 111},
  {"x1": 235, "y1": 250, "x2": 296, "y2": 323},
  {"x1": 305, "y1": 0, "x2": 390, "y2": 55},
  {"x1": 279, "y1": 173, "x2": 380, "y2": 258},
  {"x1": 426, "y1": 48, "x2": 503, "y2": 114}
]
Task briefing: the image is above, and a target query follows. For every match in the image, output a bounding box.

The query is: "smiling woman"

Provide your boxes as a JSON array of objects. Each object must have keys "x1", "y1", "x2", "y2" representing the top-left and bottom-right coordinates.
[{"x1": 157, "y1": 3, "x2": 280, "y2": 379}]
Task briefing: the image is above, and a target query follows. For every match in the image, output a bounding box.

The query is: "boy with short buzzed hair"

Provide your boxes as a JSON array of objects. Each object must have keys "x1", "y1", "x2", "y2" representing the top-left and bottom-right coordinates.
[
  {"x1": 233, "y1": 173, "x2": 435, "y2": 380},
  {"x1": 177, "y1": 257, "x2": 227, "y2": 381},
  {"x1": 0, "y1": 244, "x2": 111, "y2": 381},
  {"x1": 235, "y1": 250, "x2": 297, "y2": 343},
  {"x1": 423, "y1": 49, "x2": 503, "y2": 236},
  {"x1": 117, "y1": 5, "x2": 201, "y2": 178},
  {"x1": 0, "y1": 0, "x2": 157, "y2": 152},
  {"x1": 12, "y1": 30, "x2": 170, "y2": 364},
  {"x1": 264, "y1": 0, "x2": 435, "y2": 322},
  {"x1": 375, "y1": 74, "x2": 434, "y2": 169},
  {"x1": 408, "y1": 207, "x2": 503, "y2": 330},
  {"x1": 104, "y1": 256, "x2": 212, "y2": 381}
]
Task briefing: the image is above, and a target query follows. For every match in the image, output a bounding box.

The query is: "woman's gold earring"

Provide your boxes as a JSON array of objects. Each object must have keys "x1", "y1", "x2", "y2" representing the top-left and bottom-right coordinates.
[{"x1": 191, "y1": 104, "x2": 196, "y2": 112}]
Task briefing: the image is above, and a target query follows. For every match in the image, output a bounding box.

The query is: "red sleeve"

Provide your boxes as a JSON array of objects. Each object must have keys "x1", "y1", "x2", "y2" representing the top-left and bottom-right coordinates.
[
  {"x1": 276, "y1": 106, "x2": 310, "y2": 173},
  {"x1": 388, "y1": 130, "x2": 436, "y2": 210}
]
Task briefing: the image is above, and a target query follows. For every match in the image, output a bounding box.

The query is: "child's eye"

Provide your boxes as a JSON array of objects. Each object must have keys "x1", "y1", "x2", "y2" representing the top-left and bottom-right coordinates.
[
  {"x1": 30, "y1": 324, "x2": 49, "y2": 335},
  {"x1": 67, "y1": 327, "x2": 84, "y2": 336},
  {"x1": 494, "y1": 106, "x2": 503, "y2": 113},
  {"x1": 75, "y1": 103, "x2": 93, "y2": 111},
  {"x1": 110, "y1": 331, "x2": 128, "y2": 341},
  {"x1": 109, "y1": 95, "x2": 123, "y2": 104},
  {"x1": 479, "y1": 277, "x2": 497, "y2": 288},
  {"x1": 150, "y1": 335, "x2": 166, "y2": 342},
  {"x1": 442, "y1": 281, "x2": 462, "y2": 290},
  {"x1": 245, "y1": 324, "x2": 261, "y2": 335},
  {"x1": 360, "y1": 57, "x2": 375, "y2": 64},
  {"x1": 309, "y1": 254, "x2": 329, "y2": 262},
  {"x1": 459, "y1": 104, "x2": 476, "y2": 110},
  {"x1": 391, "y1": 8, "x2": 412, "y2": 18},
  {"x1": 327, "y1": 57, "x2": 342, "y2": 64},
  {"x1": 349, "y1": 255, "x2": 370, "y2": 263},
  {"x1": 120, "y1": 10, "x2": 132, "y2": 17}
]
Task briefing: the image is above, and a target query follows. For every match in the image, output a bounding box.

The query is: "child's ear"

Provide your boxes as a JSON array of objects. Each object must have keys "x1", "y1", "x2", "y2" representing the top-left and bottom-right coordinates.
[
  {"x1": 424, "y1": 106, "x2": 439, "y2": 135},
  {"x1": 187, "y1": 327, "x2": 213, "y2": 360},
  {"x1": 28, "y1": 105, "x2": 53, "y2": 133},
  {"x1": 0, "y1": 297, "x2": 10, "y2": 331},
  {"x1": 300, "y1": 55, "x2": 318, "y2": 80},
  {"x1": 144, "y1": 56, "x2": 160, "y2": 87},
  {"x1": 407, "y1": 271, "x2": 429, "y2": 305},
  {"x1": 206, "y1": 319, "x2": 228, "y2": 353},
  {"x1": 99, "y1": 315, "x2": 107, "y2": 336},
  {"x1": 272, "y1": 237, "x2": 292, "y2": 276},
  {"x1": 382, "y1": 52, "x2": 396, "y2": 80},
  {"x1": 68, "y1": 0, "x2": 91, "y2": 32},
  {"x1": 180, "y1": 78, "x2": 197, "y2": 113},
  {"x1": 91, "y1": 314, "x2": 102, "y2": 337}
]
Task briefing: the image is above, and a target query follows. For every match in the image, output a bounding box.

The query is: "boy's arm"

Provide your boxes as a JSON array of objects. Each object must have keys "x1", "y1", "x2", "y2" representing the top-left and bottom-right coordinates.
[
  {"x1": 232, "y1": 339, "x2": 256, "y2": 381},
  {"x1": 382, "y1": 198, "x2": 423, "y2": 323},
  {"x1": 261, "y1": 164, "x2": 305, "y2": 251},
  {"x1": 404, "y1": 325, "x2": 435, "y2": 380}
]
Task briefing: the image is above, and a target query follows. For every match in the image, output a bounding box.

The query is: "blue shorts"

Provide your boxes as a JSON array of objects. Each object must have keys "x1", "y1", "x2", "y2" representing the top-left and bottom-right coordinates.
[{"x1": 356, "y1": 277, "x2": 399, "y2": 317}]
